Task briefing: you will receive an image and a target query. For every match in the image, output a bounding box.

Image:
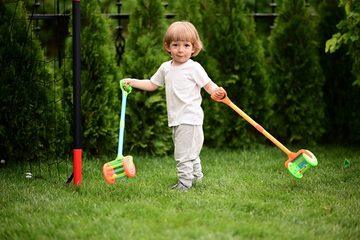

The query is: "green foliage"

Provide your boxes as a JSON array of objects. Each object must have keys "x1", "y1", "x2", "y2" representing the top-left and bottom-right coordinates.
[
  {"x1": 325, "y1": 0, "x2": 360, "y2": 87},
  {"x1": 203, "y1": 0, "x2": 271, "y2": 148},
  {"x1": 0, "y1": 1, "x2": 61, "y2": 162},
  {"x1": 120, "y1": 0, "x2": 171, "y2": 155},
  {"x1": 172, "y1": 0, "x2": 203, "y2": 27},
  {"x1": 4, "y1": 0, "x2": 360, "y2": 164},
  {"x1": 63, "y1": 0, "x2": 120, "y2": 155},
  {"x1": 268, "y1": 0, "x2": 325, "y2": 145},
  {"x1": 314, "y1": 0, "x2": 360, "y2": 144}
]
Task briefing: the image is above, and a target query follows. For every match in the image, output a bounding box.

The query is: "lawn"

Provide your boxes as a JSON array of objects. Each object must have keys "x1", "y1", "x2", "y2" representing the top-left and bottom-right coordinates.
[{"x1": 1, "y1": 145, "x2": 359, "y2": 239}]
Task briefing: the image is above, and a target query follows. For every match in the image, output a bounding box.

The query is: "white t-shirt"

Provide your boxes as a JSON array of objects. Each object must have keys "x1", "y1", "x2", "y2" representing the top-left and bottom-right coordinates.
[{"x1": 150, "y1": 59, "x2": 211, "y2": 127}]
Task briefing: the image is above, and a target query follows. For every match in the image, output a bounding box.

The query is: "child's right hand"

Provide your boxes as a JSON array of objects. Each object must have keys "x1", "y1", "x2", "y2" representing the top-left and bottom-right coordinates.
[{"x1": 122, "y1": 78, "x2": 133, "y2": 89}]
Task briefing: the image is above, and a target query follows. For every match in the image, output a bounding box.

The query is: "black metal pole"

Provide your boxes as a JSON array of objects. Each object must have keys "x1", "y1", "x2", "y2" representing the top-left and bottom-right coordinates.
[{"x1": 72, "y1": 0, "x2": 82, "y2": 187}]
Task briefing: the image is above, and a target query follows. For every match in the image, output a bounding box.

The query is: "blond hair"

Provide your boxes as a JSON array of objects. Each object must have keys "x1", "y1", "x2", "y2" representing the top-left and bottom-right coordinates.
[{"x1": 164, "y1": 21, "x2": 203, "y2": 57}]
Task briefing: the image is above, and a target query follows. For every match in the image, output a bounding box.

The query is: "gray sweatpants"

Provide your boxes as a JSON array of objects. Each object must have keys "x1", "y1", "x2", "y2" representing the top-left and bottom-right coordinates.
[{"x1": 172, "y1": 124, "x2": 204, "y2": 187}]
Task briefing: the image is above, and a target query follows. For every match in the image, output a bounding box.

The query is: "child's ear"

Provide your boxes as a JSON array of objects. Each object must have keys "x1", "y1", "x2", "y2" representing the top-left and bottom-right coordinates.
[
  {"x1": 191, "y1": 47, "x2": 196, "y2": 56},
  {"x1": 164, "y1": 43, "x2": 171, "y2": 53}
]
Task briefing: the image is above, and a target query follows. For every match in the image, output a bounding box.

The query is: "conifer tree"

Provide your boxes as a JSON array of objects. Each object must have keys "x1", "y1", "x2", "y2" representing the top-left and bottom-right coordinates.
[
  {"x1": 268, "y1": 0, "x2": 325, "y2": 144},
  {"x1": 64, "y1": 0, "x2": 119, "y2": 155},
  {"x1": 0, "y1": 1, "x2": 52, "y2": 162},
  {"x1": 120, "y1": 0, "x2": 172, "y2": 155},
  {"x1": 206, "y1": 0, "x2": 270, "y2": 148}
]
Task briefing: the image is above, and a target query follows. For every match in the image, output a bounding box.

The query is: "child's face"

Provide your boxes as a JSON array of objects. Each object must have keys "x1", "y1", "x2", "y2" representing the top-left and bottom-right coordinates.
[{"x1": 166, "y1": 41, "x2": 195, "y2": 65}]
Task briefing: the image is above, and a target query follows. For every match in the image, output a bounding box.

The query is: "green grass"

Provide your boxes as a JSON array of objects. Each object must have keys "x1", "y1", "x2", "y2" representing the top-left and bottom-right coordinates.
[{"x1": 1, "y1": 145, "x2": 359, "y2": 239}]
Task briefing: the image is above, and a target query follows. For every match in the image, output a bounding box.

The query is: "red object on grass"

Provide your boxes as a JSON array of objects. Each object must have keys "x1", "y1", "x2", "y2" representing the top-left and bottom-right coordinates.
[{"x1": 73, "y1": 149, "x2": 82, "y2": 186}]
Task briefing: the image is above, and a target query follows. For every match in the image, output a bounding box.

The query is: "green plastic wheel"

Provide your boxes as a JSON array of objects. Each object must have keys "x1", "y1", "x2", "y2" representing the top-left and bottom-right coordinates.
[
  {"x1": 303, "y1": 150, "x2": 318, "y2": 167},
  {"x1": 287, "y1": 162, "x2": 303, "y2": 179}
]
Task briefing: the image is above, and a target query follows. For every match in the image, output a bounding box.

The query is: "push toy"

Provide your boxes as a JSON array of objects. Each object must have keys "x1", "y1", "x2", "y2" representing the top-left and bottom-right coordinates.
[
  {"x1": 211, "y1": 90, "x2": 318, "y2": 179},
  {"x1": 103, "y1": 80, "x2": 136, "y2": 184}
]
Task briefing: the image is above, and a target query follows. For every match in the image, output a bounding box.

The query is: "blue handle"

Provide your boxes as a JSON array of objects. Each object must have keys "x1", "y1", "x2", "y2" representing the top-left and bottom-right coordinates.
[{"x1": 117, "y1": 80, "x2": 131, "y2": 157}]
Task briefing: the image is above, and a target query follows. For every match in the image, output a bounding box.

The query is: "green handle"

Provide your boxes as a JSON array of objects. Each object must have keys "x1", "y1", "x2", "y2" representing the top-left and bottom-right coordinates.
[{"x1": 120, "y1": 80, "x2": 132, "y2": 95}]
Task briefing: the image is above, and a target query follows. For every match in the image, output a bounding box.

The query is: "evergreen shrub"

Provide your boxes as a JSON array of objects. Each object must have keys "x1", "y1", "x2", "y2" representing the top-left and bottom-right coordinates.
[
  {"x1": 0, "y1": 1, "x2": 56, "y2": 163},
  {"x1": 268, "y1": 0, "x2": 325, "y2": 145},
  {"x1": 63, "y1": 0, "x2": 120, "y2": 156},
  {"x1": 203, "y1": 0, "x2": 271, "y2": 148},
  {"x1": 120, "y1": 0, "x2": 172, "y2": 155}
]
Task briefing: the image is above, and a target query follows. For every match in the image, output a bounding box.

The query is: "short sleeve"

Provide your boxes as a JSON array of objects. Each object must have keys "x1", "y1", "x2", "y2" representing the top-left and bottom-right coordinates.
[
  {"x1": 192, "y1": 61, "x2": 211, "y2": 88},
  {"x1": 150, "y1": 62, "x2": 167, "y2": 87}
]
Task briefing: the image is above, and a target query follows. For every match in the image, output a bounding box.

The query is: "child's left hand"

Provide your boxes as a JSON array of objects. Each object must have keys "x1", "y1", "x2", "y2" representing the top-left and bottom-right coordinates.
[{"x1": 211, "y1": 87, "x2": 226, "y2": 101}]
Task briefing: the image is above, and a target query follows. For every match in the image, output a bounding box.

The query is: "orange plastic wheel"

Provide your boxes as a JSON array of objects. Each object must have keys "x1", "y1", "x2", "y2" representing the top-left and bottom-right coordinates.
[
  {"x1": 102, "y1": 163, "x2": 116, "y2": 185},
  {"x1": 123, "y1": 156, "x2": 136, "y2": 178}
]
